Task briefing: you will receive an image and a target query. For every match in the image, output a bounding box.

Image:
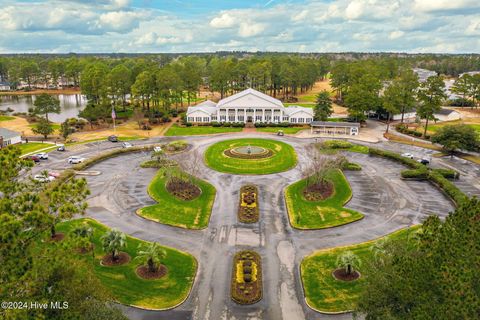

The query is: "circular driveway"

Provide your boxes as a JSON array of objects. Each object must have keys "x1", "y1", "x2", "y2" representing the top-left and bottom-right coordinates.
[{"x1": 36, "y1": 133, "x2": 475, "y2": 320}]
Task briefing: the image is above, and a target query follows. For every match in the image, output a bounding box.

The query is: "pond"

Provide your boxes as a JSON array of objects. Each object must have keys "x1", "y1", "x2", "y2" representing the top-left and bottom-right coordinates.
[{"x1": 0, "y1": 94, "x2": 87, "y2": 123}]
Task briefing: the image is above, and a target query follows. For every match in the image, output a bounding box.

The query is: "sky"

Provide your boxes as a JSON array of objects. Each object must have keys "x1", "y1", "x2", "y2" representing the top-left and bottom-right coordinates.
[{"x1": 0, "y1": 0, "x2": 479, "y2": 53}]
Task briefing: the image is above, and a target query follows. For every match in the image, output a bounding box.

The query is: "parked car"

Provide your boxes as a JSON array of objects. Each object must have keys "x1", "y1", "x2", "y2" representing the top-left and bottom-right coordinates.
[
  {"x1": 122, "y1": 142, "x2": 133, "y2": 148},
  {"x1": 48, "y1": 171, "x2": 61, "y2": 178},
  {"x1": 35, "y1": 152, "x2": 48, "y2": 160},
  {"x1": 26, "y1": 155, "x2": 40, "y2": 163},
  {"x1": 57, "y1": 144, "x2": 65, "y2": 151},
  {"x1": 68, "y1": 156, "x2": 86, "y2": 164},
  {"x1": 401, "y1": 152, "x2": 414, "y2": 159},
  {"x1": 33, "y1": 174, "x2": 55, "y2": 182},
  {"x1": 108, "y1": 135, "x2": 118, "y2": 142},
  {"x1": 418, "y1": 158, "x2": 430, "y2": 165},
  {"x1": 153, "y1": 146, "x2": 162, "y2": 153}
]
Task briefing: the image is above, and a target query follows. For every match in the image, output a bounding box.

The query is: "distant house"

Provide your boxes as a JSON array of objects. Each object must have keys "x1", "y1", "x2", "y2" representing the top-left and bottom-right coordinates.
[
  {"x1": 413, "y1": 68, "x2": 437, "y2": 83},
  {"x1": 434, "y1": 108, "x2": 461, "y2": 122},
  {"x1": 0, "y1": 128, "x2": 22, "y2": 148},
  {"x1": 0, "y1": 82, "x2": 11, "y2": 91},
  {"x1": 310, "y1": 121, "x2": 360, "y2": 136}
]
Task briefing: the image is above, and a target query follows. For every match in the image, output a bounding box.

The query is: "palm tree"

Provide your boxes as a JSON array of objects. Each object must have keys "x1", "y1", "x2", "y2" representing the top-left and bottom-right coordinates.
[
  {"x1": 101, "y1": 229, "x2": 126, "y2": 261},
  {"x1": 135, "y1": 242, "x2": 166, "y2": 273},
  {"x1": 336, "y1": 251, "x2": 362, "y2": 275},
  {"x1": 72, "y1": 224, "x2": 93, "y2": 239}
]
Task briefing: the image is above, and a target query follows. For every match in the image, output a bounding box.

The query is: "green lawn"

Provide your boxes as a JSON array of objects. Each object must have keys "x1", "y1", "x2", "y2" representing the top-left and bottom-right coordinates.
[
  {"x1": 301, "y1": 226, "x2": 420, "y2": 313},
  {"x1": 138, "y1": 169, "x2": 216, "y2": 229},
  {"x1": 284, "y1": 103, "x2": 315, "y2": 108},
  {"x1": 57, "y1": 218, "x2": 197, "y2": 310},
  {"x1": 285, "y1": 169, "x2": 364, "y2": 229},
  {"x1": 317, "y1": 140, "x2": 370, "y2": 155},
  {"x1": 0, "y1": 115, "x2": 15, "y2": 121},
  {"x1": 414, "y1": 121, "x2": 480, "y2": 135},
  {"x1": 18, "y1": 142, "x2": 56, "y2": 155},
  {"x1": 28, "y1": 123, "x2": 61, "y2": 131},
  {"x1": 204, "y1": 138, "x2": 297, "y2": 175},
  {"x1": 165, "y1": 124, "x2": 243, "y2": 136},
  {"x1": 255, "y1": 127, "x2": 307, "y2": 134}
]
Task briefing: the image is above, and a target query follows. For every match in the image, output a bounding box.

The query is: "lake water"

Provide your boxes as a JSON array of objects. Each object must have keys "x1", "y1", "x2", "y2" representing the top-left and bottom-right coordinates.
[{"x1": 0, "y1": 94, "x2": 87, "y2": 123}]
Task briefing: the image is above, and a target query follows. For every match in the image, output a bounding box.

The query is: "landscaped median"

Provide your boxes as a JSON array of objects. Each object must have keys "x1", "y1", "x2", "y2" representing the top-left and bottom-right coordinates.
[
  {"x1": 204, "y1": 138, "x2": 297, "y2": 175},
  {"x1": 137, "y1": 168, "x2": 216, "y2": 229},
  {"x1": 57, "y1": 218, "x2": 197, "y2": 310},
  {"x1": 301, "y1": 226, "x2": 420, "y2": 313},
  {"x1": 285, "y1": 169, "x2": 364, "y2": 229}
]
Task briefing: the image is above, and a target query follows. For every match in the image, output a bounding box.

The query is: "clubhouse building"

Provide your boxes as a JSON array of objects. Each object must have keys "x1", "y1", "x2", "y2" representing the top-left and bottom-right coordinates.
[{"x1": 186, "y1": 88, "x2": 314, "y2": 124}]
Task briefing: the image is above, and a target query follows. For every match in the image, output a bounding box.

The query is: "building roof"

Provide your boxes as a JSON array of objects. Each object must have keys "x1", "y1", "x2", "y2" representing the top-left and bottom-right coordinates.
[
  {"x1": 217, "y1": 88, "x2": 283, "y2": 108},
  {"x1": 413, "y1": 68, "x2": 437, "y2": 82},
  {"x1": 435, "y1": 108, "x2": 456, "y2": 116},
  {"x1": 283, "y1": 106, "x2": 314, "y2": 116},
  {"x1": 0, "y1": 82, "x2": 10, "y2": 86},
  {"x1": 186, "y1": 100, "x2": 218, "y2": 115},
  {"x1": 310, "y1": 121, "x2": 360, "y2": 128},
  {"x1": 0, "y1": 128, "x2": 21, "y2": 139}
]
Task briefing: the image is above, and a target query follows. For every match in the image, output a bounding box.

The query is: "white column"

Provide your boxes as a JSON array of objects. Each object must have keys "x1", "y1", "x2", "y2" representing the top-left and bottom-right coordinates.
[
  {"x1": 227, "y1": 108, "x2": 230, "y2": 122},
  {"x1": 253, "y1": 109, "x2": 256, "y2": 123},
  {"x1": 244, "y1": 109, "x2": 247, "y2": 123},
  {"x1": 217, "y1": 109, "x2": 220, "y2": 122},
  {"x1": 235, "y1": 109, "x2": 238, "y2": 122},
  {"x1": 262, "y1": 109, "x2": 265, "y2": 122}
]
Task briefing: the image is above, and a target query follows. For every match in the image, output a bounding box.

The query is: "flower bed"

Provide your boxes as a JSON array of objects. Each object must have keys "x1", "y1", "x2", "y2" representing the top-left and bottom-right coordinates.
[
  {"x1": 166, "y1": 177, "x2": 201, "y2": 201},
  {"x1": 238, "y1": 185, "x2": 259, "y2": 223},
  {"x1": 231, "y1": 250, "x2": 262, "y2": 305}
]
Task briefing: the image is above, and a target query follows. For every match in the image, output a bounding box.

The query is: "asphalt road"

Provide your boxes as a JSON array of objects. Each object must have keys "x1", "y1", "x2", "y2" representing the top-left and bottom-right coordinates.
[{"x1": 29, "y1": 134, "x2": 479, "y2": 320}]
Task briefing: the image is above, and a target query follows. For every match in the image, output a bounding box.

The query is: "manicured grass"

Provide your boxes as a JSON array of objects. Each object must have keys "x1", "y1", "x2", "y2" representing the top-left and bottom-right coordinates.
[
  {"x1": 204, "y1": 138, "x2": 297, "y2": 175},
  {"x1": 0, "y1": 115, "x2": 15, "y2": 121},
  {"x1": 317, "y1": 140, "x2": 369, "y2": 155},
  {"x1": 57, "y1": 218, "x2": 197, "y2": 310},
  {"x1": 285, "y1": 169, "x2": 364, "y2": 229},
  {"x1": 165, "y1": 124, "x2": 243, "y2": 136},
  {"x1": 413, "y1": 121, "x2": 480, "y2": 135},
  {"x1": 384, "y1": 133, "x2": 442, "y2": 151},
  {"x1": 301, "y1": 226, "x2": 420, "y2": 313},
  {"x1": 284, "y1": 103, "x2": 315, "y2": 108},
  {"x1": 18, "y1": 142, "x2": 56, "y2": 155},
  {"x1": 138, "y1": 169, "x2": 216, "y2": 229},
  {"x1": 255, "y1": 127, "x2": 307, "y2": 134},
  {"x1": 28, "y1": 123, "x2": 61, "y2": 131}
]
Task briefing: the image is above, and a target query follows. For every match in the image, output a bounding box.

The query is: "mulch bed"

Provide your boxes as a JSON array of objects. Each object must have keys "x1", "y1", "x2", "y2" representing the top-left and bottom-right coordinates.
[
  {"x1": 50, "y1": 232, "x2": 65, "y2": 242},
  {"x1": 136, "y1": 264, "x2": 168, "y2": 280},
  {"x1": 231, "y1": 250, "x2": 262, "y2": 305},
  {"x1": 303, "y1": 181, "x2": 334, "y2": 201},
  {"x1": 238, "y1": 185, "x2": 259, "y2": 223},
  {"x1": 332, "y1": 268, "x2": 361, "y2": 281},
  {"x1": 166, "y1": 177, "x2": 201, "y2": 201},
  {"x1": 101, "y1": 252, "x2": 131, "y2": 266}
]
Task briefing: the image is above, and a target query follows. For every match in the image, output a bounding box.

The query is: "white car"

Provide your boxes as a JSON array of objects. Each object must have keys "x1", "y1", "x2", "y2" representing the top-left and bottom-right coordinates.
[
  {"x1": 401, "y1": 152, "x2": 414, "y2": 159},
  {"x1": 122, "y1": 142, "x2": 133, "y2": 148},
  {"x1": 153, "y1": 146, "x2": 162, "y2": 153},
  {"x1": 68, "y1": 156, "x2": 86, "y2": 164},
  {"x1": 33, "y1": 174, "x2": 55, "y2": 182},
  {"x1": 35, "y1": 152, "x2": 49, "y2": 160}
]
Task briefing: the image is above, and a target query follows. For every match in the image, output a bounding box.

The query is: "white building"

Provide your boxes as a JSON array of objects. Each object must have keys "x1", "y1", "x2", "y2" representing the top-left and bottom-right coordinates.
[
  {"x1": 186, "y1": 88, "x2": 313, "y2": 124},
  {"x1": 0, "y1": 82, "x2": 11, "y2": 91},
  {"x1": 0, "y1": 128, "x2": 22, "y2": 148},
  {"x1": 413, "y1": 68, "x2": 437, "y2": 83},
  {"x1": 310, "y1": 121, "x2": 360, "y2": 136}
]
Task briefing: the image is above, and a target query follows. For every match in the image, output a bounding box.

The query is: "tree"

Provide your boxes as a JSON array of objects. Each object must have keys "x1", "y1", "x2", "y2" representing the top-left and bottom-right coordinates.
[
  {"x1": 356, "y1": 198, "x2": 480, "y2": 319},
  {"x1": 431, "y1": 124, "x2": 480, "y2": 154},
  {"x1": 135, "y1": 242, "x2": 167, "y2": 273},
  {"x1": 101, "y1": 229, "x2": 127, "y2": 261},
  {"x1": 33, "y1": 93, "x2": 61, "y2": 122},
  {"x1": 344, "y1": 74, "x2": 383, "y2": 122},
  {"x1": 417, "y1": 76, "x2": 446, "y2": 137},
  {"x1": 132, "y1": 107, "x2": 145, "y2": 129},
  {"x1": 80, "y1": 62, "x2": 108, "y2": 103},
  {"x1": 0, "y1": 146, "x2": 125, "y2": 319},
  {"x1": 60, "y1": 119, "x2": 73, "y2": 140},
  {"x1": 451, "y1": 74, "x2": 472, "y2": 106},
  {"x1": 314, "y1": 90, "x2": 333, "y2": 121},
  {"x1": 32, "y1": 118, "x2": 54, "y2": 139},
  {"x1": 106, "y1": 64, "x2": 132, "y2": 109},
  {"x1": 336, "y1": 251, "x2": 362, "y2": 275},
  {"x1": 79, "y1": 102, "x2": 109, "y2": 129},
  {"x1": 131, "y1": 70, "x2": 156, "y2": 109}
]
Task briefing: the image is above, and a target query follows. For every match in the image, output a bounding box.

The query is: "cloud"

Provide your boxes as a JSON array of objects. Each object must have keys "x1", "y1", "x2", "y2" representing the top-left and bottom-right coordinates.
[
  {"x1": 413, "y1": 0, "x2": 480, "y2": 13},
  {"x1": 238, "y1": 22, "x2": 265, "y2": 37},
  {"x1": 389, "y1": 30, "x2": 405, "y2": 39},
  {"x1": 210, "y1": 13, "x2": 237, "y2": 28}
]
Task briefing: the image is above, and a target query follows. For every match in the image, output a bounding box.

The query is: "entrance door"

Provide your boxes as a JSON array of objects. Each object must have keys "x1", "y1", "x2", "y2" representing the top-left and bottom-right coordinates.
[{"x1": 247, "y1": 116, "x2": 253, "y2": 122}]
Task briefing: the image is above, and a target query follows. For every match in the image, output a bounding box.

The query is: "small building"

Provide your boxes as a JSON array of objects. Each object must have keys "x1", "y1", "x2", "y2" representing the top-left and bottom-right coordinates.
[
  {"x1": 0, "y1": 82, "x2": 11, "y2": 91},
  {"x1": 310, "y1": 121, "x2": 360, "y2": 136},
  {"x1": 0, "y1": 128, "x2": 22, "y2": 148},
  {"x1": 186, "y1": 88, "x2": 313, "y2": 124},
  {"x1": 434, "y1": 108, "x2": 461, "y2": 122}
]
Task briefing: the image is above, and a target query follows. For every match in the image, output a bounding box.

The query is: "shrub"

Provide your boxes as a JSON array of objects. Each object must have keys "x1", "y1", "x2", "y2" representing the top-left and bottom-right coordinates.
[
  {"x1": 342, "y1": 162, "x2": 362, "y2": 171},
  {"x1": 427, "y1": 171, "x2": 466, "y2": 205},
  {"x1": 433, "y1": 168, "x2": 460, "y2": 180},
  {"x1": 211, "y1": 121, "x2": 222, "y2": 127},
  {"x1": 401, "y1": 169, "x2": 428, "y2": 179},
  {"x1": 185, "y1": 122, "x2": 193, "y2": 127},
  {"x1": 369, "y1": 148, "x2": 423, "y2": 169},
  {"x1": 167, "y1": 140, "x2": 188, "y2": 151},
  {"x1": 322, "y1": 140, "x2": 354, "y2": 149}
]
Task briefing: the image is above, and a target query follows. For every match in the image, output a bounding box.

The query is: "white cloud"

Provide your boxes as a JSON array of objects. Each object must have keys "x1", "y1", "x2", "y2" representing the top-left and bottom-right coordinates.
[
  {"x1": 413, "y1": 0, "x2": 480, "y2": 12},
  {"x1": 389, "y1": 30, "x2": 405, "y2": 39},
  {"x1": 210, "y1": 13, "x2": 237, "y2": 28},
  {"x1": 238, "y1": 22, "x2": 265, "y2": 38}
]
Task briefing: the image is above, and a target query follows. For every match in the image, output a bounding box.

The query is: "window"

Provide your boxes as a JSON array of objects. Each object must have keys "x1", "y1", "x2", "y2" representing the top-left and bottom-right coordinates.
[
  {"x1": 211, "y1": 116, "x2": 217, "y2": 121},
  {"x1": 228, "y1": 116, "x2": 235, "y2": 122},
  {"x1": 274, "y1": 116, "x2": 280, "y2": 122},
  {"x1": 298, "y1": 118, "x2": 305, "y2": 123},
  {"x1": 306, "y1": 118, "x2": 312, "y2": 123},
  {"x1": 220, "y1": 115, "x2": 226, "y2": 121},
  {"x1": 238, "y1": 116, "x2": 244, "y2": 122},
  {"x1": 203, "y1": 117, "x2": 209, "y2": 122},
  {"x1": 256, "y1": 115, "x2": 262, "y2": 121},
  {"x1": 283, "y1": 116, "x2": 289, "y2": 122},
  {"x1": 187, "y1": 117, "x2": 194, "y2": 122},
  {"x1": 195, "y1": 117, "x2": 202, "y2": 122},
  {"x1": 291, "y1": 118, "x2": 297, "y2": 123}
]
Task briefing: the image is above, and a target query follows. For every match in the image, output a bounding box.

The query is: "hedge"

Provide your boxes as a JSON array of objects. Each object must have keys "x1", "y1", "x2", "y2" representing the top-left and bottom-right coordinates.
[
  {"x1": 368, "y1": 148, "x2": 423, "y2": 169},
  {"x1": 322, "y1": 140, "x2": 354, "y2": 149},
  {"x1": 342, "y1": 162, "x2": 362, "y2": 171},
  {"x1": 427, "y1": 171, "x2": 467, "y2": 206},
  {"x1": 401, "y1": 169, "x2": 428, "y2": 179},
  {"x1": 433, "y1": 168, "x2": 460, "y2": 180}
]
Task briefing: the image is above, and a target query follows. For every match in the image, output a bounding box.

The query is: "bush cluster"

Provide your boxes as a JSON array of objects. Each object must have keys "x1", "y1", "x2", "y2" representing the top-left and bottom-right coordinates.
[
  {"x1": 369, "y1": 148, "x2": 423, "y2": 169},
  {"x1": 401, "y1": 169, "x2": 428, "y2": 179},
  {"x1": 210, "y1": 122, "x2": 245, "y2": 128},
  {"x1": 396, "y1": 124, "x2": 429, "y2": 139},
  {"x1": 322, "y1": 140, "x2": 354, "y2": 149},
  {"x1": 433, "y1": 168, "x2": 460, "y2": 179},
  {"x1": 342, "y1": 162, "x2": 362, "y2": 171},
  {"x1": 254, "y1": 122, "x2": 291, "y2": 128},
  {"x1": 427, "y1": 171, "x2": 467, "y2": 205}
]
